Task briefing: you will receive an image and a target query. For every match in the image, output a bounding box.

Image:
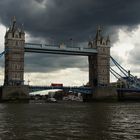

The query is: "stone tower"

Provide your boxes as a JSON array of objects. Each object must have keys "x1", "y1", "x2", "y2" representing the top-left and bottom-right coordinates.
[
  {"x1": 88, "y1": 26, "x2": 110, "y2": 87},
  {"x1": 4, "y1": 17, "x2": 25, "y2": 86},
  {"x1": 2, "y1": 17, "x2": 29, "y2": 101}
]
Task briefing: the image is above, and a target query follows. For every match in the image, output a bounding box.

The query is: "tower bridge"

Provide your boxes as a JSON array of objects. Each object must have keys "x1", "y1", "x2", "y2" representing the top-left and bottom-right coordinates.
[{"x1": 0, "y1": 18, "x2": 112, "y2": 101}]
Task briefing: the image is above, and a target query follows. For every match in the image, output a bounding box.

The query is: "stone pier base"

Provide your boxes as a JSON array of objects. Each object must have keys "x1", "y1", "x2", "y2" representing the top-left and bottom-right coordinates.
[
  {"x1": 93, "y1": 87, "x2": 117, "y2": 100},
  {"x1": 1, "y1": 85, "x2": 29, "y2": 102}
]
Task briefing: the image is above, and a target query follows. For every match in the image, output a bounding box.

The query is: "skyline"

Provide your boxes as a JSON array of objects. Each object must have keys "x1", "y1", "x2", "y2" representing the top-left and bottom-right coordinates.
[{"x1": 0, "y1": 0, "x2": 140, "y2": 86}]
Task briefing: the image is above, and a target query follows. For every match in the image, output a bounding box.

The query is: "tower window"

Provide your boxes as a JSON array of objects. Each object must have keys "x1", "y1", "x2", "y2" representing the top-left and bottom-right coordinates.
[
  {"x1": 16, "y1": 41, "x2": 18, "y2": 46},
  {"x1": 15, "y1": 34, "x2": 19, "y2": 38}
]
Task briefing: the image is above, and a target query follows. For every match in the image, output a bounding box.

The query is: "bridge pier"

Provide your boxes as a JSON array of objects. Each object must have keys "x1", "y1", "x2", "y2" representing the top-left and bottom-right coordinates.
[
  {"x1": 117, "y1": 89, "x2": 140, "y2": 101},
  {"x1": 1, "y1": 85, "x2": 29, "y2": 102},
  {"x1": 92, "y1": 87, "x2": 117, "y2": 100},
  {"x1": 82, "y1": 94, "x2": 93, "y2": 102}
]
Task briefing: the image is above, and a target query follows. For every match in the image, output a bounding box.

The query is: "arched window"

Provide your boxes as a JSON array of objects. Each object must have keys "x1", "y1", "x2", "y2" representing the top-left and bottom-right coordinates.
[
  {"x1": 15, "y1": 34, "x2": 18, "y2": 38},
  {"x1": 16, "y1": 41, "x2": 18, "y2": 46}
]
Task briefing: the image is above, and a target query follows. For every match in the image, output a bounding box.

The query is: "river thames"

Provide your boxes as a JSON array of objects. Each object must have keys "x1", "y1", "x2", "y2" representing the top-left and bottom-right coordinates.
[{"x1": 0, "y1": 102, "x2": 140, "y2": 140}]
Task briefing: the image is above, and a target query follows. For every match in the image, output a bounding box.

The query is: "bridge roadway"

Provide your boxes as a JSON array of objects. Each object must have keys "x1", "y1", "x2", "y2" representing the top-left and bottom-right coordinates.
[
  {"x1": 2, "y1": 83, "x2": 140, "y2": 95},
  {"x1": 29, "y1": 85, "x2": 92, "y2": 94},
  {"x1": 24, "y1": 43, "x2": 97, "y2": 56},
  {"x1": 117, "y1": 88, "x2": 140, "y2": 93}
]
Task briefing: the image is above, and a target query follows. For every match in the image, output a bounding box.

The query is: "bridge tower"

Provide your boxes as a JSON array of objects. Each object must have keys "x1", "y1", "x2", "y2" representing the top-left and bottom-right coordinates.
[
  {"x1": 4, "y1": 17, "x2": 24, "y2": 85},
  {"x1": 2, "y1": 17, "x2": 29, "y2": 101},
  {"x1": 88, "y1": 26, "x2": 110, "y2": 88}
]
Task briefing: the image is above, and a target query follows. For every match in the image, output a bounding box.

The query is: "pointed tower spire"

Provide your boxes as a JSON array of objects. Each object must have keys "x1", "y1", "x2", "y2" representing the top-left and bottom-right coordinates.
[
  {"x1": 9, "y1": 20, "x2": 12, "y2": 31},
  {"x1": 13, "y1": 16, "x2": 16, "y2": 22},
  {"x1": 107, "y1": 35, "x2": 110, "y2": 41},
  {"x1": 97, "y1": 25, "x2": 102, "y2": 32},
  {"x1": 21, "y1": 23, "x2": 24, "y2": 33},
  {"x1": 11, "y1": 16, "x2": 16, "y2": 30},
  {"x1": 95, "y1": 25, "x2": 102, "y2": 41},
  {"x1": 106, "y1": 35, "x2": 110, "y2": 45}
]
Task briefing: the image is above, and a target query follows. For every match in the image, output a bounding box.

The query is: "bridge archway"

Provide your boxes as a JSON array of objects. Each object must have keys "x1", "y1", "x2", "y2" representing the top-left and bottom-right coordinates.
[{"x1": 24, "y1": 53, "x2": 89, "y2": 87}]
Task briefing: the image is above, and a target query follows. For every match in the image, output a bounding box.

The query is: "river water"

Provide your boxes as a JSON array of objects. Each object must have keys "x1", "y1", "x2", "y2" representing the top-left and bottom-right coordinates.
[{"x1": 0, "y1": 101, "x2": 140, "y2": 140}]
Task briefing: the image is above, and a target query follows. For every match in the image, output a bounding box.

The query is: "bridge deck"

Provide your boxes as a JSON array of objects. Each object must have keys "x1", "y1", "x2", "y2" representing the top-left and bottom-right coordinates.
[
  {"x1": 25, "y1": 43, "x2": 97, "y2": 56},
  {"x1": 29, "y1": 85, "x2": 92, "y2": 94},
  {"x1": 117, "y1": 88, "x2": 140, "y2": 93}
]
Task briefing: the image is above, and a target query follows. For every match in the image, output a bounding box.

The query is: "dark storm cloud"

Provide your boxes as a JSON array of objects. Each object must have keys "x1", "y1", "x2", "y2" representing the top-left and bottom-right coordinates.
[
  {"x1": 24, "y1": 53, "x2": 88, "y2": 73},
  {"x1": 128, "y1": 43, "x2": 140, "y2": 66},
  {"x1": 0, "y1": 0, "x2": 140, "y2": 41},
  {"x1": 0, "y1": 0, "x2": 140, "y2": 72}
]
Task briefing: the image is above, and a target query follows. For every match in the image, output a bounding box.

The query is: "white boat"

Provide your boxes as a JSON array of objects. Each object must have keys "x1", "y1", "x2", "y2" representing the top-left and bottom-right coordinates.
[
  {"x1": 63, "y1": 95, "x2": 83, "y2": 102},
  {"x1": 46, "y1": 97, "x2": 57, "y2": 103}
]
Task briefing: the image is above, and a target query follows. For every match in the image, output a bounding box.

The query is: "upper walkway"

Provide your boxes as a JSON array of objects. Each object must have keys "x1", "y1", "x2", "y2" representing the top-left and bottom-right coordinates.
[{"x1": 25, "y1": 43, "x2": 97, "y2": 56}]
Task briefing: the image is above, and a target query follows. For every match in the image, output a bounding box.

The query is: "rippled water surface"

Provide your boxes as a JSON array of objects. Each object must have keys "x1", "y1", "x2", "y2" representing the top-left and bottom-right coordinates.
[{"x1": 0, "y1": 102, "x2": 140, "y2": 140}]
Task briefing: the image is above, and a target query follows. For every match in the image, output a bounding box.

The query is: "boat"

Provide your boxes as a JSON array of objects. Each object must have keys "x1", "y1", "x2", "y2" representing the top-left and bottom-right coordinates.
[{"x1": 46, "y1": 97, "x2": 57, "y2": 103}]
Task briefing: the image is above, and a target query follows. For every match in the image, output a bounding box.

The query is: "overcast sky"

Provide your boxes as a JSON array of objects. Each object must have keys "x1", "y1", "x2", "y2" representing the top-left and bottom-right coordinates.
[{"x1": 0, "y1": 0, "x2": 140, "y2": 86}]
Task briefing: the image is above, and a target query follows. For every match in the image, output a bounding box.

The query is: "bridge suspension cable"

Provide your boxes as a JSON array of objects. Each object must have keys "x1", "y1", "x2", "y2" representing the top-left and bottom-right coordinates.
[
  {"x1": 110, "y1": 56, "x2": 140, "y2": 89},
  {"x1": 110, "y1": 67, "x2": 122, "y2": 79},
  {"x1": 110, "y1": 56, "x2": 134, "y2": 78},
  {"x1": 0, "y1": 51, "x2": 5, "y2": 58}
]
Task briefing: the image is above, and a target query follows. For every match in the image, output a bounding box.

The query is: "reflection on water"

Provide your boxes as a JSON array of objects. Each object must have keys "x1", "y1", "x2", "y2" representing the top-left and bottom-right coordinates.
[{"x1": 0, "y1": 102, "x2": 140, "y2": 140}]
